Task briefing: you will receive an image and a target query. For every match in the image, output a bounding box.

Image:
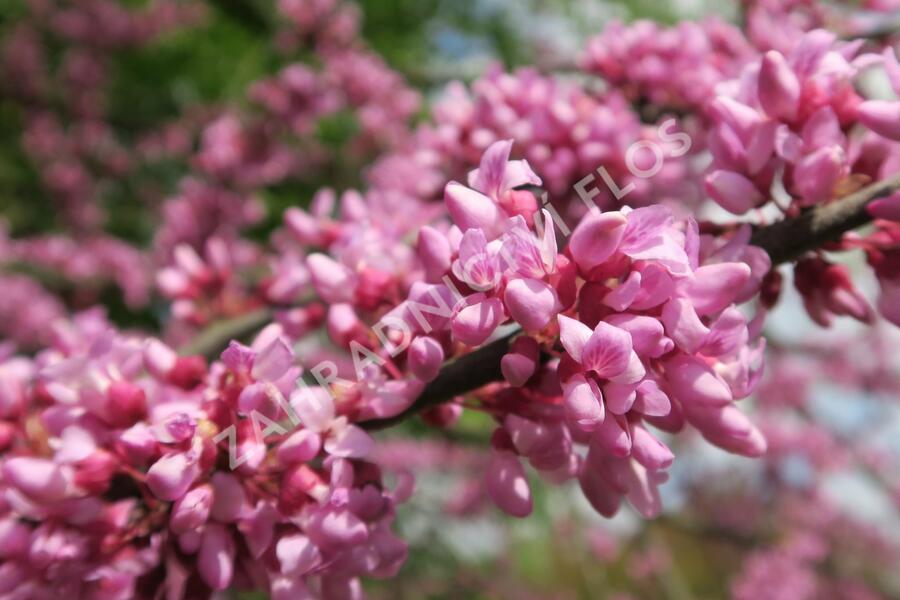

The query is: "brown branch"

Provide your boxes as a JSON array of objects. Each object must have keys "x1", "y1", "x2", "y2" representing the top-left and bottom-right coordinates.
[
  {"x1": 362, "y1": 331, "x2": 520, "y2": 430},
  {"x1": 750, "y1": 173, "x2": 900, "y2": 265},
  {"x1": 184, "y1": 174, "x2": 900, "y2": 425},
  {"x1": 367, "y1": 173, "x2": 900, "y2": 426}
]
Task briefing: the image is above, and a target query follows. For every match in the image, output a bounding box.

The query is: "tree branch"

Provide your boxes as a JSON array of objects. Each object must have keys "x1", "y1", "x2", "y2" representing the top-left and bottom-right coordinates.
[
  {"x1": 750, "y1": 173, "x2": 900, "y2": 265},
  {"x1": 362, "y1": 331, "x2": 520, "y2": 430},
  {"x1": 183, "y1": 174, "x2": 900, "y2": 426},
  {"x1": 367, "y1": 173, "x2": 900, "y2": 426},
  {"x1": 178, "y1": 308, "x2": 272, "y2": 358}
]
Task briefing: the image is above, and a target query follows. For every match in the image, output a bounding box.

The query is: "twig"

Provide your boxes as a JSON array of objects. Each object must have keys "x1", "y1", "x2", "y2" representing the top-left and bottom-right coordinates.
[
  {"x1": 750, "y1": 173, "x2": 900, "y2": 265},
  {"x1": 367, "y1": 173, "x2": 900, "y2": 425},
  {"x1": 178, "y1": 308, "x2": 272, "y2": 358},
  {"x1": 184, "y1": 174, "x2": 900, "y2": 423}
]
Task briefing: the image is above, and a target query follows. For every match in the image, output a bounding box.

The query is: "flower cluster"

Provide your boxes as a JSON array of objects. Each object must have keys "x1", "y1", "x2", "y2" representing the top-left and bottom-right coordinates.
[
  {"x1": 581, "y1": 19, "x2": 754, "y2": 114},
  {"x1": 0, "y1": 311, "x2": 409, "y2": 598},
  {"x1": 705, "y1": 30, "x2": 895, "y2": 213},
  {"x1": 371, "y1": 141, "x2": 769, "y2": 518},
  {"x1": 368, "y1": 66, "x2": 695, "y2": 213},
  {"x1": 3, "y1": 0, "x2": 900, "y2": 597}
]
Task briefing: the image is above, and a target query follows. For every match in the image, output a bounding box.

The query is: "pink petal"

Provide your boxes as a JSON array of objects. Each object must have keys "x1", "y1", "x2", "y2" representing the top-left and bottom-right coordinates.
[
  {"x1": 593, "y1": 415, "x2": 632, "y2": 458},
  {"x1": 634, "y1": 380, "x2": 672, "y2": 417},
  {"x1": 251, "y1": 338, "x2": 294, "y2": 382},
  {"x1": 408, "y1": 336, "x2": 444, "y2": 382},
  {"x1": 859, "y1": 100, "x2": 900, "y2": 141},
  {"x1": 170, "y1": 484, "x2": 213, "y2": 534},
  {"x1": 2, "y1": 457, "x2": 67, "y2": 503},
  {"x1": 501, "y1": 336, "x2": 539, "y2": 387},
  {"x1": 758, "y1": 50, "x2": 800, "y2": 120},
  {"x1": 276, "y1": 533, "x2": 322, "y2": 577},
  {"x1": 664, "y1": 355, "x2": 733, "y2": 407},
  {"x1": 705, "y1": 170, "x2": 763, "y2": 215},
  {"x1": 630, "y1": 423, "x2": 674, "y2": 470},
  {"x1": 684, "y1": 263, "x2": 751, "y2": 316},
  {"x1": 581, "y1": 321, "x2": 632, "y2": 378},
  {"x1": 325, "y1": 423, "x2": 374, "y2": 458},
  {"x1": 504, "y1": 278, "x2": 558, "y2": 331},
  {"x1": 198, "y1": 523, "x2": 235, "y2": 590},
  {"x1": 569, "y1": 210, "x2": 627, "y2": 272},
  {"x1": 562, "y1": 375, "x2": 605, "y2": 430},
  {"x1": 603, "y1": 270, "x2": 641, "y2": 311},
  {"x1": 557, "y1": 315, "x2": 593, "y2": 364},
  {"x1": 276, "y1": 429, "x2": 322, "y2": 465},
  {"x1": 661, "y1": 298, "x2": 709, "y2": 354},
  {"x1": 485, "y1": 450, "x2": 533, "y2": 518},
  {"x1": 444, "y1": 183, "x2": 504, "y2": 238},
  {"x1": 451, "y1": 297, "x2": 504, "y2": 346},
  {"x1": 210, "y1": 472, "x2": 248, "y2": 523},
  {"x1": 146, "y1": 452, "x2": 199, "y2": 501},
  {"x1": 469, "y1": 139, "x2": 514, "y2": 197},
  {"x1": 290, "y1": 387, "x2": 335, "y2": 433},
  {"x1": 605, "y1": 314, "x2": 672, "y2": 358}
]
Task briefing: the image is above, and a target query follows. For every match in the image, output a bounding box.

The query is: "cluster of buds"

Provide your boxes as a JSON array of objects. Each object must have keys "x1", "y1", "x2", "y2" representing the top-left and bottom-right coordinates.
[{"x1": 0, "y1": 310, "x2": 409, "y2": 598}]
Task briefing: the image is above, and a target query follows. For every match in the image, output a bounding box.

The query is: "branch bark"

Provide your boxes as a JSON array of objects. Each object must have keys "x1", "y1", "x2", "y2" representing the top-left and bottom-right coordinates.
[
  {"x1": 750, "y1": 173, "x2": 900, "y2": 264},
  {"x1": 367, "y1": 173, "x2": 900, "y2": 427},
  {"x1": 183, "y1": 174, "x2": 900, "y2": 426}
]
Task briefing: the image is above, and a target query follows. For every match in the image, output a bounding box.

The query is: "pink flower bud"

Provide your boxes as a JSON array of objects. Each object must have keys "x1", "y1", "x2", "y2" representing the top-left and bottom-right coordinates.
[
  {"x1": 198, "y1": 523, "x2": 235, "y2": 590},
  {"x1": 285, "y1": 207, "x2": 326, "y2": 246},
  {"x1": 276, "y1": 533, "x2": 322, "y2": 577},
  {"x1": 210, "y1": 472, "x2": 248, "y2": 522},
  {"x1": 276, "y1": 429, "x2": 322, "y2": 465},
  {"x1": 858, "y1": 100, "x2": 900, "y2": 141},
  {"x1": 170, "y1": 484, "x2": 213, "y2": 534},
  {"x1": 421, "y1": 403, "x2": 462, "y2": 428},
  {"x1": 451, "y1": 297, "x2": 504, "y2": 346},
  {"x1": 73, "y1": 450, "x2": 117, "y2": 495},
  {"x1": 705, "y1": 170, "x2": 763, "y2": 215},
  {"x1": 0, "y1": 517, "x2": 30, "y2": 559},
  {"x1": 104, "y1": 381, "x2": 147, "y2": 428},
  {"x1": 868, "y1": 193, "x2": 900, "y2": 221},
  {"x1": 685, "y1": 404, "x2": 767, "y2": 457},
  {"x1": 0, "y1": 422, "x2": 15, "y2": 452},
  {"x1": 167, "y1": 355, "x2": 207, "y2": 390},
  {"x1": 500, "y1": 336, "x2": 539, "y2": 387},
  {"x1": 568, "y1": 211, "x2": 627, "y2": 273},
  {"x1": 327, "y1": 303, "x2": 364, "y2": 348},
  {"x1": 579, "y1": 460, "x2": 621, "y2": 518},
  {"x1": 408, "y1": 336, "x2": 444, "y2": 382},
  {"x1": 504, "y1": 278, "x2": 559, "y2": 331},
  {"x1": 281, "y1": 464, "x2": 326, "y2": 512},
  {"x1": 307, "y1": 253, "x2": 354, "y2": 303},
  {"x1": 146, "y1": 452, "x2": 199, "y2": 501},
  {"x1": 444, "y1": 183, "x2": 504, "y2": 239},
  {"x1": 664, "y1": 355, "x2": 733, "y2": 407},
  {"x1": 417, "y1": 226, "x2": 452, "y2": 282},
  {"x1": 116, "y1": 423, "x2": 157, "y2": 466},
  {"x1": 2, "y1": 456, "x2": 67, "y2": 502},
  {"x1": 485, "y1": 450, "x2": 532, "y2": 517},
  {"x1": 630, "y1": 423, "x2": 674, "y2": 470},
  {"x1": 757, "y1": 51, "x2": 800, "y2": 121},
  {"x1": 144, "y1": 338, "x2": 177, "y2": 380}
]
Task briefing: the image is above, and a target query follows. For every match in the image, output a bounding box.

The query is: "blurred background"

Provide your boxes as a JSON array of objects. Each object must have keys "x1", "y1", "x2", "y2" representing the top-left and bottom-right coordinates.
[{"x1": 2, "y1": 1, "x2": 900, "y2": 598}]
